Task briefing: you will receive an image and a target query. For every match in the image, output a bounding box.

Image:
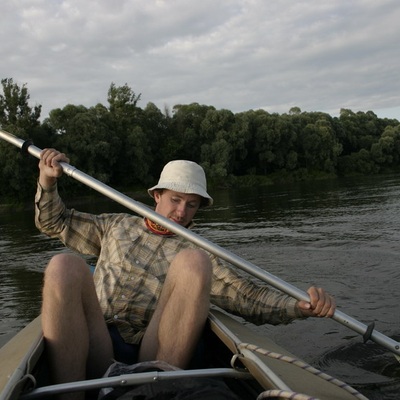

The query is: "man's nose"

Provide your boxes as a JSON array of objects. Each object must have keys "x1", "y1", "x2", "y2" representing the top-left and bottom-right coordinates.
[{"x1": 176, "y1": 203, "x2": 186, "y2": 216}]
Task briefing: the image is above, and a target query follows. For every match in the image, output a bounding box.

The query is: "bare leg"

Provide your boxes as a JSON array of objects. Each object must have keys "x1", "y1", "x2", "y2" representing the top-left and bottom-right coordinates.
[
  {"x1": 42, "y1": 253, "x2": 113, "y2": 400},
  {"x1": 139, "y1": 249, "x2": 212, "y2": 368}
]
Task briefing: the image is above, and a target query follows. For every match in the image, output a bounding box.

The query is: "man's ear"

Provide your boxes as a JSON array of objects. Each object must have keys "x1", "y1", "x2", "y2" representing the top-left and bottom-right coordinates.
[{"x1": 153, "y1": 190, "x2": 162, "y2": 203}]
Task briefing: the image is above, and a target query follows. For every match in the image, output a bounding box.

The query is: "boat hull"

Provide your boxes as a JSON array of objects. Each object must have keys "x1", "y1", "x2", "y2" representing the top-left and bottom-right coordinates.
[{"x1": 0, "y1": 310, "x2": 364, "y2": 400}]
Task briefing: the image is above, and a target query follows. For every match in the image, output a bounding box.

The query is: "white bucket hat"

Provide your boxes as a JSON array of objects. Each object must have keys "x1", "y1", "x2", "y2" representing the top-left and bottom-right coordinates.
[{"x1": 148, "y1": 160, "x2": 213, "y2": 206}]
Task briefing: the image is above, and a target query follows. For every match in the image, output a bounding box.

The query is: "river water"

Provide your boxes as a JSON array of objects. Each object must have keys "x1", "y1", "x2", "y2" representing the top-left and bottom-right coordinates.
[{"x1": 1, "y1": 174, "x2": 399, "y2": 399}]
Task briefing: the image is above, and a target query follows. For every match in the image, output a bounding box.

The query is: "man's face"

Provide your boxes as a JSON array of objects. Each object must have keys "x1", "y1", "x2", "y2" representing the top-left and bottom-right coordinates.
[{"x1": 154, "y1": 189, "x2": 201, "y2": 227}]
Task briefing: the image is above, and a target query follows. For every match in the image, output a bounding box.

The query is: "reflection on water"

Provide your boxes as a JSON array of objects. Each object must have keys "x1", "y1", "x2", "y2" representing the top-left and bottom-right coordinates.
[
  {"x1": 1, "y1": 174, "x2": 400, "y2": 399},
  {"x1": 316, "y1": 335, "x2": 400, "y2": 399}
]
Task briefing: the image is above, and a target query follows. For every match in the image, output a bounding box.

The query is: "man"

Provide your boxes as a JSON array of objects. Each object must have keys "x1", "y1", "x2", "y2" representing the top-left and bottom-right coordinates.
[{"x1": 36, "y1": 148, "x2": 335, "y2": 399}]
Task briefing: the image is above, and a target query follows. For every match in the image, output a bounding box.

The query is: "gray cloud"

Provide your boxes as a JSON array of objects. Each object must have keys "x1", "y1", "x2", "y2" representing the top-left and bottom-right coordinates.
[{"x1": 1, "y1": 0, "x2": 399, "y2": 120}]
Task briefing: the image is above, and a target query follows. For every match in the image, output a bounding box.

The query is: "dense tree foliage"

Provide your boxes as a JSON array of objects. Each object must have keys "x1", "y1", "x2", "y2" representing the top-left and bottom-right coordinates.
[
  {"x1": 0, "y1": 78, "x2": 43, "y2": 201},
  {"x1": 1, "y1": 78, "x2": 399, "y2": 202}
]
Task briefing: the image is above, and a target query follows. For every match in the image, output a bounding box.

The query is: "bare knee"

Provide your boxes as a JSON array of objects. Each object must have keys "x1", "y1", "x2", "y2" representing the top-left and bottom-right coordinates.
[
  {"x1": 44, "y1": 253, "x2": 91, "y2": 290},
  {"x1": 170, "y1": 248, "x2": 212, "y2": 287},
  {"x1": 174, "y1": 248, "x2": 211, "y2": 269}
]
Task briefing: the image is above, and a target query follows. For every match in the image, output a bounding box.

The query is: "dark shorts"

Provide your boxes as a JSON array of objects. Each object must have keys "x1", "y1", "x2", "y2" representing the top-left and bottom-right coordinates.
[
  {"x1": 108, "y1": 324, "x2": 141, "y2": 365},
  {"x1": 107, "y1": 324, "x2": 207, "y2": 368}
]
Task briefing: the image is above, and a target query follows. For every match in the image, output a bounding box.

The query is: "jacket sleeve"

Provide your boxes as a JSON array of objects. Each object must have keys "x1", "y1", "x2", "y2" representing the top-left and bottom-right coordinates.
[
  {"x1": 210, "y1": 254, "x2": 306, "y2": 325},
  {"x1": 34, "y1": 181, "x2": 105, "y2": 256}
]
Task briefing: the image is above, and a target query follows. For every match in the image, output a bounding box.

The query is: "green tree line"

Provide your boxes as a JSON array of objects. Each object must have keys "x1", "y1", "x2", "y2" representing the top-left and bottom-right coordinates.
[{"x1": 1, "y1": 78, "x2": 400, "y2": 202}]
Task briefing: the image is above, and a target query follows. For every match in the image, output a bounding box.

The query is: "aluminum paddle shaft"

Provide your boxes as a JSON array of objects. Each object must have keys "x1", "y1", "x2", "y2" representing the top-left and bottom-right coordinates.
[{"x1": 1, "y1": 128, "x2": 399, "y2": 359}]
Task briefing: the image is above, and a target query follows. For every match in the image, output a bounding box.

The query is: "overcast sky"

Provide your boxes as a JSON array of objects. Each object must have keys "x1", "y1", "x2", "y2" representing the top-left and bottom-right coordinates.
[{"x1": 2, "y1": 0, "x2": 400, "y2": 121}]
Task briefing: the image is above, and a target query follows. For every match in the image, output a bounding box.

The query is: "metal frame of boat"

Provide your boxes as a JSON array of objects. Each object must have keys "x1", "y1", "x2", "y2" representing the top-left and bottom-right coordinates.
[{"x1": 0, "y1": 308, "x2": 367, "y2": 400}]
